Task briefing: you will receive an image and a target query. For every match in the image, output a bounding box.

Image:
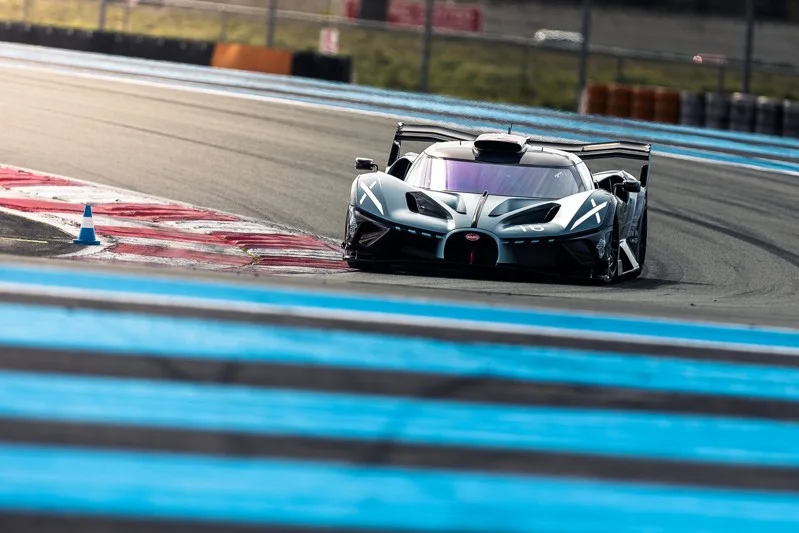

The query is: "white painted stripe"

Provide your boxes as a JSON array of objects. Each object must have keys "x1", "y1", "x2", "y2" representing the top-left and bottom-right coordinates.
[
  {"x1": 113, "y1": 237, "x2": 249, "y2": 256},
  {"x1": 248, "y1": 248, "x2": 343, "y2": 260},
  {"x1": 81, "y1": 251, "x2": 238, "y2": 270},
  {"x1": 91, "y1": 216, "x2": 152, "y2": 229},
  {"x1": 254, "y1": 266, "x2": 349, "y2": 275},
  {"x1": 9, "y1": 185, "x2": 167, "y2": 204},
  {"x1": 81, "y1": 216, "x2": 95, "y2": 229},
  {"x1": 159, "y1": 220, "x2": 288, "y2": 234}
]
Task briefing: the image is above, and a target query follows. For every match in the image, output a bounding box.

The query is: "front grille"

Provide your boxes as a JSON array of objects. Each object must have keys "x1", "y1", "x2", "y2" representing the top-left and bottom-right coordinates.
[{"x1": 444, "y1": 232, "x2": 499, "y2": 266}]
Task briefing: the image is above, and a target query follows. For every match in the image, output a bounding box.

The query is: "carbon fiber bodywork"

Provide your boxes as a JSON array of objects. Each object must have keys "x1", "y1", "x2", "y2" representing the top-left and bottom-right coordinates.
[{"x1": 342, "y1": 123, "x2": 651, "y2": 283}]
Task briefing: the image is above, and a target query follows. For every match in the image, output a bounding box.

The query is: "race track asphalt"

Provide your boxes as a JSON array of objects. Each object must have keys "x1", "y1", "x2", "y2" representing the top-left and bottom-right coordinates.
[{"x1": 0, "y1": 66, "x2": 797, "y2": 327}]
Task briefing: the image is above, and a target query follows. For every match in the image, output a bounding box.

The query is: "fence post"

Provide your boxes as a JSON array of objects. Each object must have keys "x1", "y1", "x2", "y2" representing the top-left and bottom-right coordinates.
[
  {"x1": 519, "y1": 42, "x2": 529, "y2": 97},
  {"x1": 265, "y1": 0, "x2": 277, "y2": 47},
  {"x1": 122, "y1": 1, "x2": 132, "y2": 32},
  {"x1": 218, "y1": 5, "x2": 229, "y2": 42},
  {"x1": 717, "y1": 64, "x2": 726, "y2": 94},
  {"x1": 97, "y1": 0, "x2": 108, "y2": 31},
  {"x1": 742, "y1": 0, "x2": 755, "y2": 94},
  {"x1": 576, "y1": 0, "x2": 593, "y2": 109},
  {"x1": 419, "y1": 0, "x2": 434, "y2": 93},
  {"x1": 615, "y1": 55, "x2": 624, "y2": 83},
  {"x1": 22, "y1": 0, "x2": 32, "y2": 21}
]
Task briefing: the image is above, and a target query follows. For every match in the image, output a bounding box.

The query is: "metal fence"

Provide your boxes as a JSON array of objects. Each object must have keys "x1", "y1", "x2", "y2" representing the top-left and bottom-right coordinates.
[{"x1": 4, "y1": 0, "x2": 799, "y2": 110}]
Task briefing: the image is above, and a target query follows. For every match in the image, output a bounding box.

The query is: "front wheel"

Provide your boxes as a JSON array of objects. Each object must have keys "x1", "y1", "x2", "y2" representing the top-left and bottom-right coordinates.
[
  {"x1": 626, "y1": 209, "x2": 647, "y2": 280},
  {"x1": 596, "y1": 222, "x2": 620, "y2": 284}
]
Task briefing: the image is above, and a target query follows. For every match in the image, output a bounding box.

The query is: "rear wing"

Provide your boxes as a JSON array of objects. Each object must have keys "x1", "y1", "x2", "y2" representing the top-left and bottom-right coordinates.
[
  {"x1": 387, "y1": 122, "x2": 652, "y2": 186},
  {"x1": 529, "y1": 140, "x2": 652, "y2": 186},
  {"x1": 387, "y1": 123, "x2": 477, "y2": 166}
]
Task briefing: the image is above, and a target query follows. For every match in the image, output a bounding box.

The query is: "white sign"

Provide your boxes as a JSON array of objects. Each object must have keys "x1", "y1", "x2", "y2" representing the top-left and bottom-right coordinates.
[{"x1": 319, "y1": 28, "x2": 339, "y2": 55}]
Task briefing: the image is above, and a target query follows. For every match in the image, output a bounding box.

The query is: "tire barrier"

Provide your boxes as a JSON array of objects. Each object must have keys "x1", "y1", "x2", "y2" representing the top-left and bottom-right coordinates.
[
  {"x1": 630, "y1": 86, "x2": 656, "y2": 121},
  {"x1": 31, "y1": 25, "x2": 88, "y2": 51},
  {"x1": 212, "y1": 43, "x2": 293, "y2": 75},
  {"x1": 782, "y1": 100, "x2": 799, "y2": 138},
  {"x1": 88, "y1": 30, "x2": 117, "y2": 56},
  {"x1": 705, "y1": 92, "x2": 731, "y2": 130},
  {"x1": 578, "y1": 81, "x2": 608, "y2": 115},
  {"x1": 581, "y1": 81, "x2": 799, "y2": 137},
  {"x1": 754, "y1": 96, "x2": 783, "y2": 136},
  {"x1": 653, "y1": 87, "x2": 680, "y2": 124},
  {"x1": 0, "y1": 21, "x2": 32, "y2": 44},
  {"x1": 291, "y1": 51, "x2": 353, "y2": 83},
  {"x1": 606, "y1": 84, "x2": 633, "y2": 118},
  {"x1": 679, "y1": 91, "x2": 705, "y2": 127},
  {"x1": 0, "y1": 23, "x2": 352, "y2": 83},
  {"x1": 729, "y1": 92, "x2": 757, "y2": 133}
]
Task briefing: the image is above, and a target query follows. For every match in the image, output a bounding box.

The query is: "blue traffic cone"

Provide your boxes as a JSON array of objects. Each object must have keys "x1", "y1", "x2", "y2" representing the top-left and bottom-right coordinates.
[{"x1": 72, "y1": 204, "x2": 101, "y2": 245}]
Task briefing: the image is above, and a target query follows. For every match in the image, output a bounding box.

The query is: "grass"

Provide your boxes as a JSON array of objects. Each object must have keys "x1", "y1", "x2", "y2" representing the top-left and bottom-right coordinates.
[{"x1": 1, "y1": 0, "x2": 797, "y2": 110}]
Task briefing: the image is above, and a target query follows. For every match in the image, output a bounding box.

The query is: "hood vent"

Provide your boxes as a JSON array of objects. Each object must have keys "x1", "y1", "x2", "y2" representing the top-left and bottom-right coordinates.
[{"x1": 504, "y1": 202, "x2": 560, "y2": 226}]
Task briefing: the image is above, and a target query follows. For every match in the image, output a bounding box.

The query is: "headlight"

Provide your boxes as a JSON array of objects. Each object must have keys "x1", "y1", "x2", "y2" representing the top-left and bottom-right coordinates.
[
  {"x1": 346, "y1": 206, "x2": 390, "y2": 248},
  {"x1": 406, "y1": 192, "x2": 452, "y2": 220}
]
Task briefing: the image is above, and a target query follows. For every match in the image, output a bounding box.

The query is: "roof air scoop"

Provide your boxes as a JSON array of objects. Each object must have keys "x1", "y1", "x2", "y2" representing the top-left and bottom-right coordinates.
[{"x1": 473, "y1": 133, "x2": 528, "y2": 156}]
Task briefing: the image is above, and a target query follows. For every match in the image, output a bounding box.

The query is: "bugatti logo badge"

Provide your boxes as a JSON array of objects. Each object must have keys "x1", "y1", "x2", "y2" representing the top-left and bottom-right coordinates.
[{"x1": 465, "y1": 233, "x2": 480, "y2": 242}]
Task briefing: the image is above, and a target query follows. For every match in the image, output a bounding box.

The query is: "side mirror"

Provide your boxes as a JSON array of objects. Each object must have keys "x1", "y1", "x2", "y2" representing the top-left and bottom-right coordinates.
[
  {"x1": 355, "y1": 157, "x2": 378, "y2": 171},
  {"x1": 640, "y1": 164, "x2": 649, "y2": 187},
  {"x1": 621, "y1": 181, "x2": 642, "y2": 193}
]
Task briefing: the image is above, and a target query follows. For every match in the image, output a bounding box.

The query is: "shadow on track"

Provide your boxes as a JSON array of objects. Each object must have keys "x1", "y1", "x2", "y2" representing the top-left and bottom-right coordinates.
[{"x1": 362, "y1": 263, "x2": 687, "y2": 291}]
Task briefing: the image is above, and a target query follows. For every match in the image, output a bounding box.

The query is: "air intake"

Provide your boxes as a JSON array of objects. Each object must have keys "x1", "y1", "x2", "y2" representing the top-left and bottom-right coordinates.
[
  {"x1": 505, "y1": 203, "x2": 560, "y2": 226},
  {"x1": 473, "y1": 133, "x2": 528, "y2": 155}
]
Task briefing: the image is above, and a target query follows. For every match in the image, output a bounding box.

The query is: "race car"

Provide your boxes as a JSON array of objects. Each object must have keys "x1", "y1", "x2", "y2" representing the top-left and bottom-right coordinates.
[{"x1": 342, "y1": 122, "x2": 651, "y2": 283}]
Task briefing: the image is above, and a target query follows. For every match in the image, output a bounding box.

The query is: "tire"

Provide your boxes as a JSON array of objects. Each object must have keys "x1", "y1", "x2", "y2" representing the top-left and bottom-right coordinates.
[
  {"x1": 625, "y1": 209, "x2": 647, "y2": 280},
  {"x1": 638, "y1": 208, "x2": 648, "y2": 267},
  {"x1": 596, "y1": 221, "x2": 621, "y2": 284}
]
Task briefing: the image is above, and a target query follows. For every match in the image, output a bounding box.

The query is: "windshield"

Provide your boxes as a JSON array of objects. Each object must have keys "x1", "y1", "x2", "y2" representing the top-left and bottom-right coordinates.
[{"x1": 406, "y1": 155, "x2": 586, "y2": 198}]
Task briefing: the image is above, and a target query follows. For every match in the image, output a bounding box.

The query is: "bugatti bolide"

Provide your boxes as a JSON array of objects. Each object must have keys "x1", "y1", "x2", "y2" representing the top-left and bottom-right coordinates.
[{"x1": 342, "y1": 122, "x2": 651, "y2": 283}]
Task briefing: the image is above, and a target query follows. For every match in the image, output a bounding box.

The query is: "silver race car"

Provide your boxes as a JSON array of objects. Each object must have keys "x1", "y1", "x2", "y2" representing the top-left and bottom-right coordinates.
[{"x1": 343, "y1": 122, "x2": 651, "y2": 283}]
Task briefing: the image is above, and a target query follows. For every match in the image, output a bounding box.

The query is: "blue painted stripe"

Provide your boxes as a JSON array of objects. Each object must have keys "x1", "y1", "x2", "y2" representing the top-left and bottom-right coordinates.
[
  {"x1": 1, "y1": 443, "x2": 798, "y2": 532},
  {"x1": 1, "y1": 301, "x2": 798, "y2": 402},
  {"x1": 229, "y1": 91, "x2": 799, "y2": 174},
  {"x1": 3, "y1": 370, "x2": 799, "y2": 466},
  {"x1": 228, "y1": 87, "x2": 799, "y2": 162},
  {"x1": 2, "y1": 265, "x2": 798, "y2": 351}
]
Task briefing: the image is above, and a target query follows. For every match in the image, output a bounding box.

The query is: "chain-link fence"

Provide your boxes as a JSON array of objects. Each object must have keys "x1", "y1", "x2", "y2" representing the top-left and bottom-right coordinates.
[{"x1": 0, "y1": 0, "x2": 797, "y2": 110}]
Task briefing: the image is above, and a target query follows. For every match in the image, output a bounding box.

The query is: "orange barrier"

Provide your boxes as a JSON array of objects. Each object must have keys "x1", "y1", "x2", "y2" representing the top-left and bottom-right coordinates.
[
  {"x1": 579, "y1": 81, "x2": 609, "y2": 115},
  {"x1": 607, "y1": 84, "x2": 633, "y2": 118},
  {"x1": 630, "y1": 86, "x2": 656, "y2": 121},
  {"x1": 211, "y1": 43, "x2": 293, "y2": 75},
  {"x1": 653, "y1": 87, "x2": 681, "y2": 123}
]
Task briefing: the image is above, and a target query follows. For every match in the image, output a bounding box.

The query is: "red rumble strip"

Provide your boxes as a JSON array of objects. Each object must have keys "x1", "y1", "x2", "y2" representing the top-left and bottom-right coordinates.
[{"x1": 0, "y1": 166, "x2": 350, "y2": 274}]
